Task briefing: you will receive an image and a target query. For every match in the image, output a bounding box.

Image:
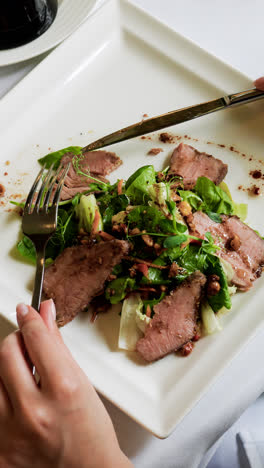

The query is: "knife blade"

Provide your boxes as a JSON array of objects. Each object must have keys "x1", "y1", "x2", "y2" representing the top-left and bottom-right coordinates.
[{"x1": 82, "y1": 88, "x2": 264, "y2": 153}]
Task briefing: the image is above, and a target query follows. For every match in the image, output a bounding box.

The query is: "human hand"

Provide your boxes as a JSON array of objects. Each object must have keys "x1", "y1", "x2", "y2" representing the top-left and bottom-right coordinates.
[
  {"x1": 254, "y1": 77, "x2": 264, "y2": 91},
  {"x1": 0, "y1": 300, "x2": 132, "y2": 468}
]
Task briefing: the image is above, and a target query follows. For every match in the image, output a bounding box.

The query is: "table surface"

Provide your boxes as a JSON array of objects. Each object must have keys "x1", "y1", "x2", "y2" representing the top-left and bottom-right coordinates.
[{"x1": 0, "y1": 1, "x2": 263, "y2": 467}]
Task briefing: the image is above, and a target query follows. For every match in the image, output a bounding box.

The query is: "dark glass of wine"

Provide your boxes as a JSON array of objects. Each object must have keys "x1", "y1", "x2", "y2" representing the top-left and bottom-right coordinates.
[{"x1": 0, "y1": 0, "x2": 58, "y2": 50}]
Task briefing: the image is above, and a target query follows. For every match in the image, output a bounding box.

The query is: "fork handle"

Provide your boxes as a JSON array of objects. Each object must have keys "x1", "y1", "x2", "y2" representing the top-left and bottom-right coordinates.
[{"x1": 31, "y1": 247, "x2": 46, "y2": 312}]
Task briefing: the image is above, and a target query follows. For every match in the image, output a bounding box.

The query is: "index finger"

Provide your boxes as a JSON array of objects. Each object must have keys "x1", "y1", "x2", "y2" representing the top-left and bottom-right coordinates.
[{"x1": 16, "y1": 304, "x2": 78, "y2": 394}]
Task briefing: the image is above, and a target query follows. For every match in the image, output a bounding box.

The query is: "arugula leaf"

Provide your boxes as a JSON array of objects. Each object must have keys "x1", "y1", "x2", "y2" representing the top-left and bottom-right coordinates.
[
  {"x1": 125, "y1": 165, "x2": 156, "y2": 204},
  {"x1": 178, "y1": 190, "x2": 202, "y2": 211},
  {"x1": 105, "y1": 278, "x2": 136, "y2": 304},
  {"x1": 195, "y1": 177, "x2": 233, "y2": 214},
  {"x1": 38, "y1": 146, "x2": 82, "y2": 169},
  {"x1": 206, "y1": 211, "x2": 222, "y2": 223},
  {"x1": 206, "y1": 257, "x2": 232, "y2": 312}
]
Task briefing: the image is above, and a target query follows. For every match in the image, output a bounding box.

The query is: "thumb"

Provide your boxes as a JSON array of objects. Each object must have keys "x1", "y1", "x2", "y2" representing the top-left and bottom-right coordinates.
[{"x1": 254, "y1": 77, "x2": 264, "y2": 91}]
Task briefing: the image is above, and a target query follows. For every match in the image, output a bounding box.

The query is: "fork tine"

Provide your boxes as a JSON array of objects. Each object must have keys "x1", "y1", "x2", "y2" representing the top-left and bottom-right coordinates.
[
  {"x1": 42, "y1": 163, "x2": 68, "y2": 212},
  {"x1": 24, "y1": 164, "x2": 46, "y2": 214},
  {"x1": 52, "y1": 163, "x2": 71, "y2": 207},
  {"x1": 34, "y1": 163, "x2": 55, "y2": 212}
]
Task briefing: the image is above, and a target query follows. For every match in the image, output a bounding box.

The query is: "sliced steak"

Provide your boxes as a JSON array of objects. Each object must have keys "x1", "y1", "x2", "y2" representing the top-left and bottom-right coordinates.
[
  {"x1": 59, "y1": 150, "x2": 122, "y2": 200},
  {"x1": 169, "y1": 143, "x2": 228, "y2": 189},
  {"x1": 43, "y1": 240, "x2": 129, "y2": 326},
  {"x1": 136, "y1": 271, "x2": 206, "y2": 362},
  {"x1": 189, "y1": 211, "x2": 264, "y2": 290}
]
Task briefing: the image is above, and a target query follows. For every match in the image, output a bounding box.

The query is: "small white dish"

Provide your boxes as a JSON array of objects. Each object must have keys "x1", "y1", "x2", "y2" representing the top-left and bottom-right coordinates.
[{"x1": 0, "y1": 0, "x2": 97, "y2": 66}]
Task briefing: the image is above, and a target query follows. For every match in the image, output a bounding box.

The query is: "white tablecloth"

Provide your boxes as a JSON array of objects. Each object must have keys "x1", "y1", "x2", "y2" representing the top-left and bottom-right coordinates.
[{"x1": 0, "y1": 1, "x2": 264, "y2": 467}]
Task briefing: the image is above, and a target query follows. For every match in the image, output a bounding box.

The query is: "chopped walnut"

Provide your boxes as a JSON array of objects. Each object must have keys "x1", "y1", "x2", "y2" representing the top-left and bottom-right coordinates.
[
  {"x1": 156, "y1": 171, "x2": 165, "y2": 182},
  {"x1": 207, "y1": 275, "x2": 221, "y2": 296},
  {"x1": 170, "y1": 191, "x2": 181, "y2": 202},
  {"x1": 112, "y1": 223, "x2": 128, "y2": 234},
  {"x1": 169, "y1": 262, "x2": 180, "y2": 278},
  {"x1": 107, "y1": 274, "x2": 117, "y2": 281},
  {"x1": 142, "y1": 234, "x2": 154, "y2": 247},
  {"x1": 178, "y1": 201, "x2": 192, "y2": 217},
  {"x1": 230, "y1": 234, "x2": 241, "y2": 251},
  {"x1": 129, "y1": 227, "x2": 141, "y2": 235},
  {"x1": 186, "y1": 214, "x2": 195, "y2": 231},
  {"x1": 159, "y1": 132, "x2": 173, "y2": 143},
  {"x1": 148, "y1": 148, "x2": 163, "y2": 156}
]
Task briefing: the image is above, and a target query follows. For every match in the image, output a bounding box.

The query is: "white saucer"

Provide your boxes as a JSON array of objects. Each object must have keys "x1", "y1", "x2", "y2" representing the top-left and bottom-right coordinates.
[{"x1": 0, "y1": 0, "x2": 97, "y2": 66}]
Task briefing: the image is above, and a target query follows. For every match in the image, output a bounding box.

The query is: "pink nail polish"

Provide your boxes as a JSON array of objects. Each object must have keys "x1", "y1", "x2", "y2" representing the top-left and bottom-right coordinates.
[{"x1": 49, "y1": 299, "x2": 56, "y2": 320}]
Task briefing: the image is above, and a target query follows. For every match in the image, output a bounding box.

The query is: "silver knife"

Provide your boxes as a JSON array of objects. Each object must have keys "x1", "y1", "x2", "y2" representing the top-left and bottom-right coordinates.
[{"x1": 82, "y1": 88, "x2": 264, "y2": 153}]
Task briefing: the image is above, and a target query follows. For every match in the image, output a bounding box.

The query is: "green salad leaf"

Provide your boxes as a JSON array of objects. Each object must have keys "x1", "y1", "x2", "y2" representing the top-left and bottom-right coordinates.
[
  {"x1": 206, "y1": 257, "x2": 232, "y2": 312},
  {"x1": 178, "y1": 190, "x2": 202, "y2": 211},
  {"x1": 105, "y1": 277, "x2": 136, "y2": 304},
  {"x1": 17, "y1": 236, "x2": 36, "y2": 264},
  {"x1": 141, "y1": 257, "x2": 170, "y2": 285},
  {"x1": 38, "y1": 146, "x2": 82, "y2": 169},
  {"x1": 195, "y1": 177, "x2": 233, "y2": 214},
  {"x1": 206, "y1": 211, "x2": 222, "y2": 223},
  {"x1": 125, "y1": 165, "x2": 156, "y2": 204}
]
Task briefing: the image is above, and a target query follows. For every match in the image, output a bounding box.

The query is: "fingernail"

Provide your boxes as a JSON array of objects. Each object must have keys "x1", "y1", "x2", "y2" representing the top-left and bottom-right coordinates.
[
  {"x1": 49, "y1": 299, "x2": 56, "y2": 321},
  {"x1": 16, "y1": 303, "x2": 29, "y2": 318}
]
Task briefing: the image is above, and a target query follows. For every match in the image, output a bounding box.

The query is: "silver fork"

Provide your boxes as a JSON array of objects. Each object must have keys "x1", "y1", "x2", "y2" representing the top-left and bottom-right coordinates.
[{"x1": 22, "y1": 163, "x2": 70, "y2": 311}]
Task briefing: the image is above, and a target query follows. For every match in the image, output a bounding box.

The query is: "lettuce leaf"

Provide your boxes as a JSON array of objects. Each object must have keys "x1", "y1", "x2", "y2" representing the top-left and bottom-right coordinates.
[
  {"x1": 75, "y1": 194, "x2": 103, "y2": 233},
  {"x1": 201, "y1": 302, "x2": 222, "y2": 334},
  {"x1": 118, "y1": 294, "x2": 144, "y2": 350}
]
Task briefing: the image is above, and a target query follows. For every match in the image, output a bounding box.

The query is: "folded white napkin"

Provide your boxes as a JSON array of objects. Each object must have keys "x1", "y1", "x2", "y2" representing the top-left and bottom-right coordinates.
[{"x1": 237, "y1": 432, "x2": 264, "y2": 468}]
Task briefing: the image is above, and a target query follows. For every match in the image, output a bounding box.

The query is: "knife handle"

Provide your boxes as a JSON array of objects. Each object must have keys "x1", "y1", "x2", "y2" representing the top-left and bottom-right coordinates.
[{"x1": 225, "y1": 88, "x2": 264, "y2": 107}]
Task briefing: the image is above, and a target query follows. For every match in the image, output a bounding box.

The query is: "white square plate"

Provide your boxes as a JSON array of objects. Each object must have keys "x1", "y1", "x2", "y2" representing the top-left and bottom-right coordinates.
[{"x1": 0, "y1": 0, "x2": 264, "y2": 438}]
